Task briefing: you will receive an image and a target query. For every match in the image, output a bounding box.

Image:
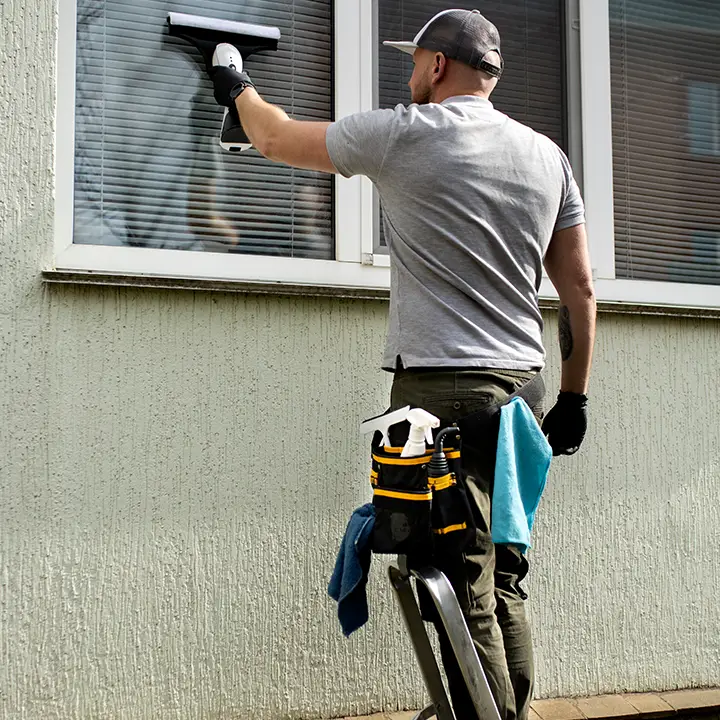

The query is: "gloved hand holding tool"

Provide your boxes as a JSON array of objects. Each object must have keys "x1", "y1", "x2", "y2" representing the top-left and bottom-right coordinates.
[{"x1": 210, "y1": 49, "x2": 255, "y2": 107}]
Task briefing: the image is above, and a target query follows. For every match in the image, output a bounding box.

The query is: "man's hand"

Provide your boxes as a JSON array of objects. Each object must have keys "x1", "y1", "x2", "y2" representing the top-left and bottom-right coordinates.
[
  {"x1": 542, "y1": 391, "x2": 588, "y2": 456},
  {"x1": 210, "y1": 66, "x2": 255, "y2": 107}
]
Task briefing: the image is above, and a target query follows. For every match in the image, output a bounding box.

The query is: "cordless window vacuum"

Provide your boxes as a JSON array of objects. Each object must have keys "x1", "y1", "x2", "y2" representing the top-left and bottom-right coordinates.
[{"x1": 167, "y1": 12, "x2": 281, "y2": 152}]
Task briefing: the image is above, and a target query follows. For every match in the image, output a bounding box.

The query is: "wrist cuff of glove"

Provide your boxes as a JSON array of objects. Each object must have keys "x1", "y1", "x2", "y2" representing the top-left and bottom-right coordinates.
[
  {"x1": 229, "y1": 73, "x2": 255, "y2": 101},
  {"x1": 557, "y1": 390, "x2": 588, "y2": 406}
]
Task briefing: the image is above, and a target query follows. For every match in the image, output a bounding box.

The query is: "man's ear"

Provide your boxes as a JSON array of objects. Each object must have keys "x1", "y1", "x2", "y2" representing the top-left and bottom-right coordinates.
[{"x1": 431, "y1": 53, "x2": 447, "y2": 84}]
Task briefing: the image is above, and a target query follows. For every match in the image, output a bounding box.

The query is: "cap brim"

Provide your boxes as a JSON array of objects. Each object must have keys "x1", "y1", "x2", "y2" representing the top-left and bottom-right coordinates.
[{"x1": 382, "y1": 41, "x2": 418, "y2": 55}]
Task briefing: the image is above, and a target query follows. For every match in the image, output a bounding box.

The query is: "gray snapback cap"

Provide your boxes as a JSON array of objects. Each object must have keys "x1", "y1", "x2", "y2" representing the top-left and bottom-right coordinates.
[{"x1": 384, "y1": 8, "x2": 504, "y2": 78}]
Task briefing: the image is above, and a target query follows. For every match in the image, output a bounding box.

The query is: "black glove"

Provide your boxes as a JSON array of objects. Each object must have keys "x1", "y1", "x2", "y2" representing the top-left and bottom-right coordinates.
[
  {"x1": 542, "y1": 391, "x2": 588, "y2": 456},
  {"x1": 210, "y1": 66, "x2": 255, "y2": 107}
]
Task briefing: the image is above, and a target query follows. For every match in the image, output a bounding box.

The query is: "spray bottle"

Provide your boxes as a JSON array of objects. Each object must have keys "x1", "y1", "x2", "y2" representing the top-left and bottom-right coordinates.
[{"x1": 401, "y1": 409, "x2": 440, "y2": 457}]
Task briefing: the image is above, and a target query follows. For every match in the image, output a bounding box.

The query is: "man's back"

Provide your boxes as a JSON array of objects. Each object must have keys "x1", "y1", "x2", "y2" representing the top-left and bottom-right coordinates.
[{"x1": 327, "y1": 96, "x2": 585, "y2": 370}]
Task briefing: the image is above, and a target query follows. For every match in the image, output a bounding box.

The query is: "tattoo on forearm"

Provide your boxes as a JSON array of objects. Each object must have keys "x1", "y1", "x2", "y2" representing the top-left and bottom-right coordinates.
[{"x1": 559, "y1": 305, "x2": 573, "y2": 361}]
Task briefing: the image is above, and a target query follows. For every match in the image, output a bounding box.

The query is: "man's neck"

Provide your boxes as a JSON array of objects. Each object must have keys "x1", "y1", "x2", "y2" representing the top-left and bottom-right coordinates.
[{"x1": 431, "y1": 88, "x2": 491, "y2": 104}]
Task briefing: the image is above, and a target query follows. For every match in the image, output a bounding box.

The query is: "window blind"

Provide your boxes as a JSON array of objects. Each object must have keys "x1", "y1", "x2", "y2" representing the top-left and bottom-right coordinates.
[
  {"x1": 73, "y1": 0, "x2": 333, "y2": 259},
  {"x1": 377, "y1": 1, "x2": 567, "y2": 146},
  {"x1": 611, "y1": 0, "x2": 720, "y2": 285}
]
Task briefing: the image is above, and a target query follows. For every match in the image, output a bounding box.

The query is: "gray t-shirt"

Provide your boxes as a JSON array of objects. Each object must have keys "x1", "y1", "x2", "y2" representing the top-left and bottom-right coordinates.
[{"x1": 326, "y1": 96, "x2": 585, "y2": 371}]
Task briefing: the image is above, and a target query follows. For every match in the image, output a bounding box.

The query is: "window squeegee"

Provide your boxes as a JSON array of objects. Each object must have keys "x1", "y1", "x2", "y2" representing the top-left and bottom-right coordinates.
[{"x1": 167, "y1": 12, "x2": 281, "y2": 152}]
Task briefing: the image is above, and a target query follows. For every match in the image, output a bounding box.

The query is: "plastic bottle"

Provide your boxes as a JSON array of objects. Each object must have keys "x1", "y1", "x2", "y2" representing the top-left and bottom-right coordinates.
[{"x1": 401, "y1": 409, "x2": 440, "y2": 457}]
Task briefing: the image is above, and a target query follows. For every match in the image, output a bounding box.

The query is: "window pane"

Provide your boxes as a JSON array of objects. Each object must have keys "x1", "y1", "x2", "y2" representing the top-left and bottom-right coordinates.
[
  {"x1": 375, "y1": 1, "x2": 566, "y2": 250},
  {"x1": 73, "y1": 0, "x2": 333, "y2": 259},
  {"x1": 611, "y1": 0, "x2": 720, "y2": 284}
]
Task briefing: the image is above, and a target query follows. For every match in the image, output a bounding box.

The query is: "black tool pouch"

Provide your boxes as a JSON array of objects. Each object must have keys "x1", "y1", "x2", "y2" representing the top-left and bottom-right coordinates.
[{"x1": 369, "y1": 421, "x2": 475, "y2": 559}]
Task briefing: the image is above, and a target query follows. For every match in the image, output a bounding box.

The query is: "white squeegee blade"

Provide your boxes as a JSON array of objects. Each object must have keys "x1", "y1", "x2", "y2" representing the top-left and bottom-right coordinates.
[{"x1": 167, "y1": 12, "x2": 281, "y2": 41}]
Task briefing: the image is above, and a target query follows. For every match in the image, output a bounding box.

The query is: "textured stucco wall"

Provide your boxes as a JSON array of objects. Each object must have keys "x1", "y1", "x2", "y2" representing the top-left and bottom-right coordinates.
[{"x1": 1, "y1": 1, "x2": 720, "y2": 719}]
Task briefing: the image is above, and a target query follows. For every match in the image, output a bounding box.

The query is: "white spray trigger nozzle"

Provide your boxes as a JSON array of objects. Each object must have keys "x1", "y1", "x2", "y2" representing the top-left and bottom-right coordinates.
[
  {"x1": 401, "y1": 408, "x2": 440, "y2": 457},
  {"x1": 406, "y1": 408, "x2": 440, "y2": 444},
  {"x1": 360, "y1": 405, "x2": 411, "y2": 447}
]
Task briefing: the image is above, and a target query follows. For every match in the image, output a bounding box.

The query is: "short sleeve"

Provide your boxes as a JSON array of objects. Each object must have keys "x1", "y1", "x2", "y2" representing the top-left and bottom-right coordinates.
[
  {"x1": 554, "y1": 147, "x2": 586, "y2": 232},
  {"x1": 326, "y1": 108, "x2": 398, "y2": 182}
]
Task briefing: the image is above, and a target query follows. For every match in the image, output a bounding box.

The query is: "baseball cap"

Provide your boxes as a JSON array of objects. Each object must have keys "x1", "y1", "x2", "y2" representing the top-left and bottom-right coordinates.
[{"x1": 383, "y1": 8, "x2": 504, "y2": 78}]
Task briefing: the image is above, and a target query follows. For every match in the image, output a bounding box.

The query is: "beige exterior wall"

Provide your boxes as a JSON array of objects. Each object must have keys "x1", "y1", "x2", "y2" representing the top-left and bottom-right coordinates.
[{"x1": 1, "y1": 2, "x2": 719, "y2": 718}]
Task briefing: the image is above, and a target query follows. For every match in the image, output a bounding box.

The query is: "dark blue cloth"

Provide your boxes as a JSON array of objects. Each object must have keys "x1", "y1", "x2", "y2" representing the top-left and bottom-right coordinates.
[{"x1": 328, "y1": 503, "x2": 375, "y2": 637}]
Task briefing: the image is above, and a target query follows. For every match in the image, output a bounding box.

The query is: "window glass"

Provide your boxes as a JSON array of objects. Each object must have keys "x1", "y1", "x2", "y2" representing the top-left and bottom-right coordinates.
[
  {"x1": 73, "y1": 0, "x2": 333, "y2": 259},
  {"x1": 688, "y1": 82, "x2": 719, "y2": 158},
  {"x1": 611, "y1": 0, "x2": 720, "y2": 284}
]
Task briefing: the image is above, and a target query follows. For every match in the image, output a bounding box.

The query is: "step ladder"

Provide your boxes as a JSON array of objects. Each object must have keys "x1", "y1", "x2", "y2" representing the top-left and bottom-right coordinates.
[{"x1": 388, "y1": 556, "x2": 503, "y2": 720}]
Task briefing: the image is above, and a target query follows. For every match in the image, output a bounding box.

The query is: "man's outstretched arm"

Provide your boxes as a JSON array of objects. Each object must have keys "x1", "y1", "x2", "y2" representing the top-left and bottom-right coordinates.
[
  {"x1": 212, "y1": 66, "x2": 337, "y2": 173},
  {"x1": 237, "y1": 88, "x2": 336, "y2": 172},
  {"x1": 542, "y1": 223, "x2": 597, "y2": 455}
]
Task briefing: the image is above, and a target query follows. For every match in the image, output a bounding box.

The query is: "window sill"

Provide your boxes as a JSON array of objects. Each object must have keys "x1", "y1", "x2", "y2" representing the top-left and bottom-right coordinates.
[
  {"x1": 48, "y1": 243, "x2": 391, "y2": 297},
  {"x1": 41, "y1": 269, "x2": 390, "y2": 300},
  {"x1": 42, "y1": 269, "x2": 720, "y2": 319}
]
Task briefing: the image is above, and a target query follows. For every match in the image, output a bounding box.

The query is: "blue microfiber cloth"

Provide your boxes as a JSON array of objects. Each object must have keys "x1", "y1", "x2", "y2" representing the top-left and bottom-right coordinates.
[
  {"x1": 492, "y1": 397, "x2": 552, "y2": 553},
  {"x1": 328, "y1": 503, "x2": 375, "y2": 637}
]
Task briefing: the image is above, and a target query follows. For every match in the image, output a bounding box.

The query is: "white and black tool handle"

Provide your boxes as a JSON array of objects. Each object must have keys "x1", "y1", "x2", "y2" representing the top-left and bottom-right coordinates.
[{"x1": 212, "y1": 43, "x2": 252, "y2": 152}]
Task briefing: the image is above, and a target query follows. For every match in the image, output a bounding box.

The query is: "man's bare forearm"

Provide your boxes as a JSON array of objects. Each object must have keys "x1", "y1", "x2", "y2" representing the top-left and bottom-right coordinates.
[
  {"x1": 235, "y1": 88, "x2": 290, "y2": 157},
  {"x1": 558, "y1": 293, "x2": 596, "y2": 394},
  {"x1": 232, "y1": 88, "x2": 335, "y2": 172}
]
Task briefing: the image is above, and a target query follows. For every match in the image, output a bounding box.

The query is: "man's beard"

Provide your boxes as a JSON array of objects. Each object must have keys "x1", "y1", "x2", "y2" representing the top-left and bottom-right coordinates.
[{"x1": 411, "y1": 80, "x2": 432, "y2": 105}]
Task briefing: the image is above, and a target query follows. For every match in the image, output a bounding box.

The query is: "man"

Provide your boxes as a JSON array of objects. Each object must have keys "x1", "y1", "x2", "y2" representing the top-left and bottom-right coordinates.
[{"x1": 211, "y1": 8, "x2": 596, "y2": 720}]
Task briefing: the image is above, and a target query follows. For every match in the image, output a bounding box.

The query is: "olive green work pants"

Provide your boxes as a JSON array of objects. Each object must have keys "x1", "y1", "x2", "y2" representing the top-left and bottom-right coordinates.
[{"x1": 390, "y1": 367, "x2": 544, "y2": 720}]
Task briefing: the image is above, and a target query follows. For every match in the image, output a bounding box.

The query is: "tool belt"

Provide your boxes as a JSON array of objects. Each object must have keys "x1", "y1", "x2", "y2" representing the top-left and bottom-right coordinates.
[{"x1": 368, "y1": 373, "x2": 545, "y2": 558}]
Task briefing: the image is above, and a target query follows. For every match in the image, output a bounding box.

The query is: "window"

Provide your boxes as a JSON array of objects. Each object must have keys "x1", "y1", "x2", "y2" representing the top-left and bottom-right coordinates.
[
  {"x1": 610, "y1": 0, "x2": 720, "y2": 286},
  {"x1": 55, "y1": 0, "x2": 390, "y2": 290},
  {"x1": 72, "y1": 0, "x2": 333, "y2": 259}
]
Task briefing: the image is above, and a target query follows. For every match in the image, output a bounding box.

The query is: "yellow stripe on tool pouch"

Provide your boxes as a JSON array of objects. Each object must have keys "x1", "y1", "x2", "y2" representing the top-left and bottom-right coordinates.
[
  {"x1": 373, "y1": 453, "x2": 427, "y2": 466},
  {"x1": 373, "y1": 488, "x2": 433, "y2": 502},
  {"x1": 374, "y1": 450, "x2": 460, "y2": 465},
  {"x1": 383, "y1": 445, "x2": 458, "y2": 455},
  {"x1": 430, "y1": 474, "x2": 455, "y2": 491},
  {"x1": 433, "y1": 523, "x2": 467, "y2": 535}
]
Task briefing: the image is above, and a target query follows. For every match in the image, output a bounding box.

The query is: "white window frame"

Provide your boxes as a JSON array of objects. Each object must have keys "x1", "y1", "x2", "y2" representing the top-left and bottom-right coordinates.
[{"x1": 53, "y1": 0, "x2": 720, "y2": 308}]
